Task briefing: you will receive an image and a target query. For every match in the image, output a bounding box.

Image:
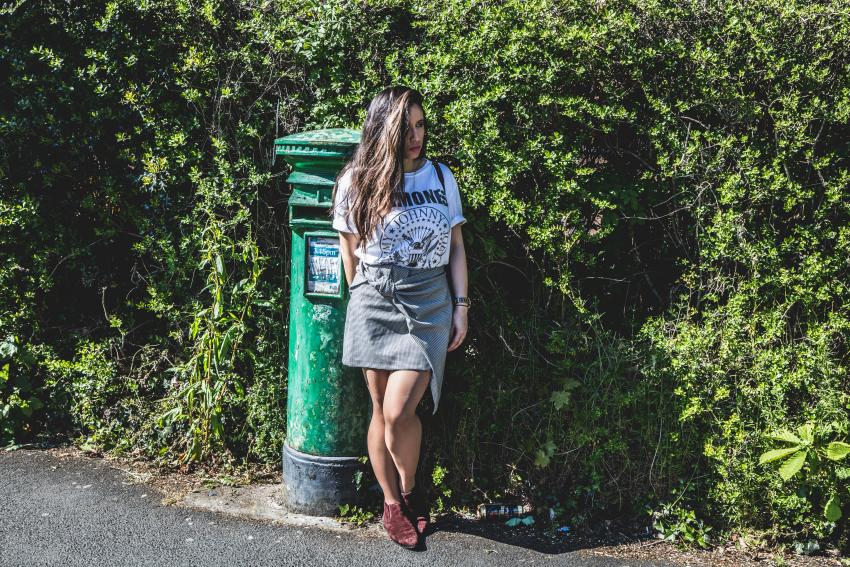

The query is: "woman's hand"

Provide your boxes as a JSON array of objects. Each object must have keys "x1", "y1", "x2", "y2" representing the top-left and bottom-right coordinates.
[{"x1": 447, "y1": 306, "x2": 468, "y2": 352}]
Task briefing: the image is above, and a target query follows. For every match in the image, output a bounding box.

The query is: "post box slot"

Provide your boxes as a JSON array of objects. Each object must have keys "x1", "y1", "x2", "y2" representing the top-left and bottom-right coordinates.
[{"x1": 290, "y1": 205, "x2": 331, "y2": 222}]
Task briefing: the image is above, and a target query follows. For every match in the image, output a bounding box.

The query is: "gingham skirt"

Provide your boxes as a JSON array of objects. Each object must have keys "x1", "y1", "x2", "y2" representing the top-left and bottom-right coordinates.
[{"x1": 342, "y1": 261, "x2": 452, "y2": 414}]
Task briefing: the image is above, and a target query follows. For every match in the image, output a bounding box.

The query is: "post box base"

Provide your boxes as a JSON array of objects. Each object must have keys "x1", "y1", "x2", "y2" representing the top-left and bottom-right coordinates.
[{"x1": 281, "y1": 442, "x2": 365, "y2": 516}]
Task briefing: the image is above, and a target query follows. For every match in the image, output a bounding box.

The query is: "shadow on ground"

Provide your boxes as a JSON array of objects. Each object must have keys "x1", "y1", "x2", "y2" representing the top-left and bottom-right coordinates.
[{"x1": 425, "y1": 513, "x2": 653, "y2": 555}]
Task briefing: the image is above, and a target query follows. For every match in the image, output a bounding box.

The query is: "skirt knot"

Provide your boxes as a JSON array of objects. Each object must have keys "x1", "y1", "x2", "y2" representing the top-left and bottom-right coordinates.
[{"x1": 345, "y1": 261, "x2": 452, "y2": 414}]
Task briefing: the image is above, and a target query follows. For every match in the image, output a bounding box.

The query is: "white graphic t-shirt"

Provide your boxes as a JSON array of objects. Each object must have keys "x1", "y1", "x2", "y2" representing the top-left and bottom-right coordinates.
[{"x1": 332, "y1": 159, "x2": 466, "y2": 268}]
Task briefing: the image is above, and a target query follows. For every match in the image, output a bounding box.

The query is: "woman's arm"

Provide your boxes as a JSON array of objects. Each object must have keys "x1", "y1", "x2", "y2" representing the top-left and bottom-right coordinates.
[
  {"x1": 447, "y1": 224, "x2": 468, "y2": 352},
  {"x1": 339, "y1": 231, "x2": 360, "y2": 286}
]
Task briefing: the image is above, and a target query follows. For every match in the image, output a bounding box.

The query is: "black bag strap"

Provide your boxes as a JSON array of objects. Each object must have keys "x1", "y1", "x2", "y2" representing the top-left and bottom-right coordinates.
[
  {"x1": 430, "y1": 159, "x2": 455, "y2": 285},
  {"x1": 431, "y1": 159, "x2": 446, "y2": 192}
]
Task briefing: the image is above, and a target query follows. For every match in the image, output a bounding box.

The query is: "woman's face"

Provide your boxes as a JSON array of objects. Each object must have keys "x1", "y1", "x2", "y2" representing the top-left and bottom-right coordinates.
[{"x1": 404, "y1": 104, "x2": 425, "y2": 159}]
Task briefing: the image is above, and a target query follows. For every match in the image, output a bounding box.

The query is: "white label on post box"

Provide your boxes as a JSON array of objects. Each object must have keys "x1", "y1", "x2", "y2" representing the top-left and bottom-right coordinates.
[{"x1": 306, "y1": 236, "x2": 341, "y2": 295}]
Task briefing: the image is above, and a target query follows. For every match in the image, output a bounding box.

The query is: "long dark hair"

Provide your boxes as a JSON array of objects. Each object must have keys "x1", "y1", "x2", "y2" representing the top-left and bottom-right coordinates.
[{"x1": 330, "y1": 86, "x2": 427, "y2": 248}]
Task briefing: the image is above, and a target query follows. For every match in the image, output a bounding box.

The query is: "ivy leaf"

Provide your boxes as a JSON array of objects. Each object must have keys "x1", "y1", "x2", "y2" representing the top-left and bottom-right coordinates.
[
  {"x1": 765, "y1": 429, "x2": 802, "y2": 445},
  {"x1": 779, "y1": 450, "x2": 807, "y2": 481},
  {"x1": 550, "y1": 389, "x2": 572, "y2": 410},
  {"x1": 825, "y1": 495, "x2": 842, "y2": 522},
  {"x1": 826, "y1": 442, "x2": 850, "y2": 461},
  {"x1": 534, "y1": 449, "x2": 551, "y2": 468},
  {"x1": 534, "y1": 440, "x2": 556, "y2": 468},
  {"x1": 759, "y1": 446, "x2": 801, "y2": 465}
]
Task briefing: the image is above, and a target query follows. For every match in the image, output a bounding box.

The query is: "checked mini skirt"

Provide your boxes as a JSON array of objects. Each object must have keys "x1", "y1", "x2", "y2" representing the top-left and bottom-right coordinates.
[{"x1": 342, "y1": 261, "x2": 453, "y2": 414}]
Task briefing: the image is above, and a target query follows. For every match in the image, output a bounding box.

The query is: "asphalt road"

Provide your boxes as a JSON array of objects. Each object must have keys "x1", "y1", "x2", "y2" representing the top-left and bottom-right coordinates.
[{"x1": 0, "y1": 448, "x2": 676, "y2": 566}]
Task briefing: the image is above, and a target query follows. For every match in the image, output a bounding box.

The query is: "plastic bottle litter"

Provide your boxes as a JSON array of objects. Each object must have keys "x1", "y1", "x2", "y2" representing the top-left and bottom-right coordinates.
[
  {"x1": 476, "y1": 503, "x2": 532, "y2": 521},
  {"x1": 505, "y1": 515, "x2": 535, "y2": 527}
]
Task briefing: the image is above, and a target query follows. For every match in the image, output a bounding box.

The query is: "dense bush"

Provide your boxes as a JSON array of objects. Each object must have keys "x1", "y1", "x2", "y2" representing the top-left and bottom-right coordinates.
[{"x1": 2, "y1": 0, "x2": 849, "y2": 550}]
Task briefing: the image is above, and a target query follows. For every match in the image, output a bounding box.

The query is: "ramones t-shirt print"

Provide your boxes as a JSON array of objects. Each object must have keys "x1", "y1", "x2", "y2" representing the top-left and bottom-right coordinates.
[{"x1": 332, "y1": 159, "x2": 466, "y2": 269}]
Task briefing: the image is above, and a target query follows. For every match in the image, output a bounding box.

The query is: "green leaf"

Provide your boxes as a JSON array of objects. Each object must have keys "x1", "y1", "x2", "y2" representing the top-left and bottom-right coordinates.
[
  {"x1": 217, "y1": 325, "x2": 236, "y2": 364},
  {"x1": 534, "y1": 440, "x2": 556, "y2": 468},
  {"x1": 827, "y1": 442, "x2": 850, "y2": 461},
  {"x1": 825, "y1": 494, "x2": 842, "y2": 522},
  {"x1": 0, "y1": 337, "x2": 17, "y2": 359},
  {"x1": 550, "y1": 389, "x2": 572, "y2": 410},
  {"x1": 779, "y1": 450, "x2": 807, "y2": 481},
  {"x1": 765, "y1": 429, "x2": 802, "y2": 445},
  {"x1": 796, "y1": 423, "x2": 815, "y2": 444},
  {"x1": 231, "y1": 376, "x2": 245, "y2": 397},
  {"x1": 759, "y1": 446, "x2": 801, "y2": 464}
]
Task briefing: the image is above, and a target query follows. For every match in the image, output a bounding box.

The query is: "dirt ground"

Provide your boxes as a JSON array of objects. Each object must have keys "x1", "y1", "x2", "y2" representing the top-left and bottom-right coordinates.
[{"x1": 30, "y1": 443, "x2": 846, "y2": 567}]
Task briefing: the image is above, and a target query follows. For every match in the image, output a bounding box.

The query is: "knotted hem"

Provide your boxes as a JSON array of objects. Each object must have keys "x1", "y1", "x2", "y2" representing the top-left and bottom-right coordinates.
[
  {"x1": 392, "y1": 298, "x2": 444, "y2": 415},
  {"x1": 347, "y1": 261, "x2": 451, "y2": 415}
]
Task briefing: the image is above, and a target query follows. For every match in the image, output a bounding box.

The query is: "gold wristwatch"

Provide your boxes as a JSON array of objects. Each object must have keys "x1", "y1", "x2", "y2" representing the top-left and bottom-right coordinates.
[{"x1": 453, "y1": 296, "x2": 471, "y2": 308}]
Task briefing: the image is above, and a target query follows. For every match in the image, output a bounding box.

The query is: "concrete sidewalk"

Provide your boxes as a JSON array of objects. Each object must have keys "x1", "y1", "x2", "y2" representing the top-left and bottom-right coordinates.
[{"x1": 0, "y1": 447, "x2": 675, "y2": 566}]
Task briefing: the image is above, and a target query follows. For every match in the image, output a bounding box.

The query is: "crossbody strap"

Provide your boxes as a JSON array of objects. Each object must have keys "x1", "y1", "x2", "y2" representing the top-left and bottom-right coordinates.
[
  {"x1": 431, "y1": 159, "x2": 446, "y2": 192},
  {"x1": 430, "y1": 158, "x2": 455, "y2": 292}
]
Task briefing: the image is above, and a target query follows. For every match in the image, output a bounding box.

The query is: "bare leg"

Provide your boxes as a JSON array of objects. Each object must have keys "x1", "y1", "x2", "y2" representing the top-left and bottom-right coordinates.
[
  {"x1": 364, "y1": 368, "x2": 402, "y2": 504},
  {"x1": 383, "y1": 369, "x2": 431, "y2": 494}
]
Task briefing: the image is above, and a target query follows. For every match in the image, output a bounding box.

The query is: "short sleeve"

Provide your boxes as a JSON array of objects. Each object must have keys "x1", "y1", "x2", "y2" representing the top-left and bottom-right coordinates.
[
  {"x1": 443, "y1": 165, "x2": 466, "y2": 228},
  {"x1": 332, "y1": 170, "x2": 356, "y2": 233}
]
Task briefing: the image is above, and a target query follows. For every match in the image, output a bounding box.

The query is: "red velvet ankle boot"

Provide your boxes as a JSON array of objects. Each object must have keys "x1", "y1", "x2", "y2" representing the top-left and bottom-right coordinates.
[
  {"x1": 382, "y1": 501, "x2": 419, "y2": 549},
  {"x1": 401, "y1": 485, "x2": 430, "y2": 534}
]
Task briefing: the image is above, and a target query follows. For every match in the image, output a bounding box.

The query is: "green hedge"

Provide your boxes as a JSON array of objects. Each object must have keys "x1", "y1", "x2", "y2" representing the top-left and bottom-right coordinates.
[{"x1": 2, "y1": 0, "x2": 849, "y2": 550}]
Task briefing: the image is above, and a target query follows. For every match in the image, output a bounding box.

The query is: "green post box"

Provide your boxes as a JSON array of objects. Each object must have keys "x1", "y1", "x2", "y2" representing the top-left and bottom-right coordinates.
[{"x1": 274, "y1": 128, "x2": 371, "y2": 516}]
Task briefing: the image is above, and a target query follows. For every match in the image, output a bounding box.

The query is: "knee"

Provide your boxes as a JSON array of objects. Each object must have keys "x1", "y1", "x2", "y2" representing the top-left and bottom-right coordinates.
[
  {"x1": 383, "y1": 405, "x2": 413, "y2": 429},
  {"x1": 371, "y1": 400, "x2": 385, "y2": 421}
]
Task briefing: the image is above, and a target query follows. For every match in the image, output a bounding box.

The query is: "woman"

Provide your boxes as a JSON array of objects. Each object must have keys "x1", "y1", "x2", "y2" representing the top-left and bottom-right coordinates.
[{"x1": 330, "y1": 85, "x2": 470, "y2": 549}]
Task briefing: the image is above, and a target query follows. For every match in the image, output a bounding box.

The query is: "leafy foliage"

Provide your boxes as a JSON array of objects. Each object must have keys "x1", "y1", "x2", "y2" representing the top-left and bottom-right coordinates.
[
  {"x1": 760, "y1": 423, "x2": 850, "y2": 525},
  {"x1": 2, "y1": 0, "x2": 849, "y2": 551}
]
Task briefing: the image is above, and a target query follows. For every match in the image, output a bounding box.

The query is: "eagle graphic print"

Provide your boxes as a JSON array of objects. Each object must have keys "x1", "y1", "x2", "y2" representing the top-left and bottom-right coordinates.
[
  {"x1": 379, "y1": 206, "x2": 450, "y2": 268},
  {"x1": 332, "y1": 159, "x2": 466, "y2": 269}
]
